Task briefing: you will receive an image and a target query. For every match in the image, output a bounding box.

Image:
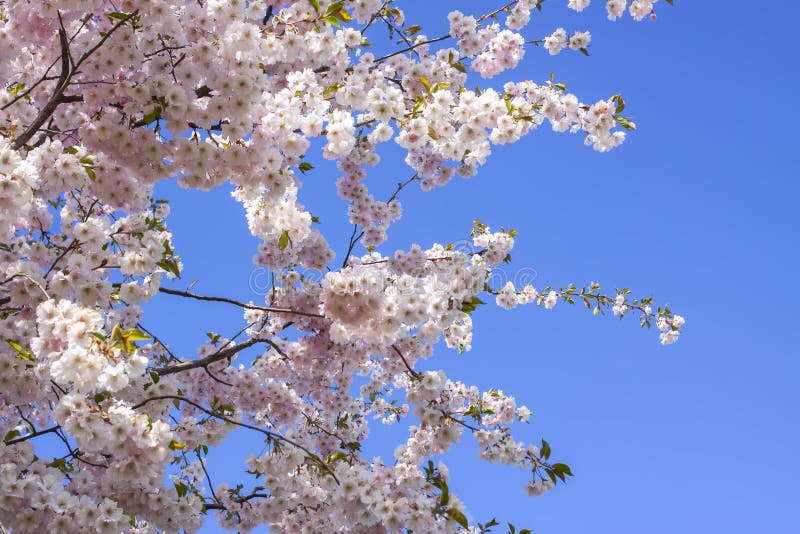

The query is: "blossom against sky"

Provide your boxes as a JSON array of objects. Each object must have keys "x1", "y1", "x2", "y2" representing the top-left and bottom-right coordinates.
[{"x1": 138, "y1": 2, "x2": 800, "y2": 532}]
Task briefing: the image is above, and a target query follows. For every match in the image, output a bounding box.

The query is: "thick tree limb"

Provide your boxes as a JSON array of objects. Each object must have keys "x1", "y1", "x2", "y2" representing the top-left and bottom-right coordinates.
[{"x1": 154, "y1": 337, "x2": 263, "y2": 376}]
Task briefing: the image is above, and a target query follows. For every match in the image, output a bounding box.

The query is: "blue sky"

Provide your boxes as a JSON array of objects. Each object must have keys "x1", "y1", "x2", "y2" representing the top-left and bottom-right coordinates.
[{"x1": 143, "y1": 1, "x2": 800, "y2": 532}]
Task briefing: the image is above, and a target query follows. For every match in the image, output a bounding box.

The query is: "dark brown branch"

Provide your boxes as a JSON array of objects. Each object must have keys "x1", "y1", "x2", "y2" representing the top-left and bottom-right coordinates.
[
  {"x1": 265, "y1": 338, "x2": 290, "y2": 360},
  {"x1": 204, "y1": 491, "x2": 270, "y2": 511},
  {"x1": 203, "y1": 366, "x2": 234, "y2": 387},
  {"x1": 341, "y1": 173, "x2": 417, "y2": 268},
  {"x1": 341, "y1": 224, "x2": 361, "y2": 269},
  {"x1": 392, "y1": 345, "x2": 422, "y2": 379},
  {"x1": 155, "y1": 337, "x2": 262, "y2": 376},
  {"x1": 372, "y1": 1, "x2": 517, "y2": 66},
  {"x1": 11, "y1": 28, "x2": 70, "y2": 150},
  {"x1": 44, "y1": 239, "x2": 79, "y2": 279},
  {"x1": 360, "y1": 0, "x2": 390, "y2": 33},
  {"x1": 4, "y1": 425, "x2": 61, "y2": 446},
  {"x1": 158, "y1": 287, "x2": 325, "y2": 318},
  {"x1": 374, "y1": 34, "x2": 450, "y2": 64},
  {"x1": 196, "y1": 449, "x2": 220, "y2": 503}
]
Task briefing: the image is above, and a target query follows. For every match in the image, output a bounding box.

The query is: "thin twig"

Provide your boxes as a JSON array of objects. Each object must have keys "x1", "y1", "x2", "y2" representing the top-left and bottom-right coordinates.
[
  {"x1": 132, "y1": 395, "x2": 339, "y2": 483},
  {"x1": 392, "y1": 345, "x2": 422, "y2": 379},
  {"x1": 158, "y1": 287, "x2": 325, "y2": 318},
  {"x1": 4, "y1": 425, "x2": 61, "y2": 446}
]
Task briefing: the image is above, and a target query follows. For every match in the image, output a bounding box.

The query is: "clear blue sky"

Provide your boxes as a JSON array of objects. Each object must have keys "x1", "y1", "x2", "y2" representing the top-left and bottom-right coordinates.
[{"x1": 143, "y1": 2, "x2": 800, "y2": 532}]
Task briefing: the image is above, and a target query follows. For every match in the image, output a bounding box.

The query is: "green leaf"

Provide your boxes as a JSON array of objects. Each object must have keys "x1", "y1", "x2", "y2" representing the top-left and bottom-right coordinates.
[
  {"x1": 447, "y1": 508, "x2": 469, "y2": 529},
  {"x1": 540, "y1": 438, "x2": 551, "y2": 460},
  {"x1": 169, "y1": 439, "x2": 186, "y2": 450},
  {"x1": 89, "y1": 331, "x2": 107, "y2": 342},
  {"x1": 157, "y1": 259, "x2": 181, "y2": 278},
  {"x1": 552, "y1": 462, "x2": 573, "y2": 476},
  {"x1": 309, "y1": 0, "x2": 320, "y2": 12},
  {"x1": 142, "y1": 106, "x2": 162, "y2": 125},
  {"x1": 174, "y1": 481, "x2": 189, "y2": 497},
  {"x1": 321, "y1": 1, "x2": 349, "y2": 26},
  {"x1": 278, "y1": 230, "x2": 290, "y2": 250},
  {"x1": 614, "y1": 115, "x2": 637, "y2": 130},
  {"x1": 419, "y1": 76, "x2": 431, "y2": 91},
  {"x1": 6, "y1": 339, "x2": 34, "y2": 361},
  {"x1": 149, "y1": 371, "x2": 160, "y2": 384},
  {"x1": 108, "y1": 11, "x2": 132, "y2": 20},
  {"x1": 3, "y1": 429, "x2": 20, "y2": 443},
  {"x1": 482, "y1": 518, "x2": 500, "y2": 530},
  {"x1": 326, "y1": 451, "x2": 347, "y2": 464},
  {"x1": 545, "y1": 468, "x2": 557, "y2": 483},
  {"x1": 438, "y1": 481, "x2": 450, "y2": 507},
  {"x1": 459, "y1": 296, "x2": 486, "y2": 315},
  {"x1": 123, "y1": 328, "x2": 151, "y2": 342},
  {"x1": 8, "y1": 82, "x2": 26, "y2": 98},
  {"x1": 325, "y1": 1, "x2": 345, "y2": 16},
  {"x1": 47, "y1": 457, "x2": 68, "y2": 471},
  {"x1": 611, "y1": 94, "x2": 625, "y2": 113}
]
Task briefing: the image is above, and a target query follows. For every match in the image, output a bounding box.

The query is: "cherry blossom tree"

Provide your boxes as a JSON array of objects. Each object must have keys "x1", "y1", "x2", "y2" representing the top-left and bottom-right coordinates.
[{"x1": 0, "y1": 0, "x2": 684, "y2": 531}]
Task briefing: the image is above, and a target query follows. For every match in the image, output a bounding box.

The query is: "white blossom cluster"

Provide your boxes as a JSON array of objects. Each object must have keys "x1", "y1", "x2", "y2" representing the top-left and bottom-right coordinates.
[
  {"x1": 32, "y1": 300, "x2": 147, "y2": 393},
  {"x1": 321, "y1": 242, "x2": 489, "y2": 347},
  {"x1": 0, "y1": 0, "x2": 680, "y2": 531}
]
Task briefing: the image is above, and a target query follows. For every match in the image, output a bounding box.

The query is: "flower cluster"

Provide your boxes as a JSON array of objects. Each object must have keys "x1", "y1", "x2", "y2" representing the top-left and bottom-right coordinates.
[
  {"x1": 544, "y1": 28, "x2": 593, "y2": 55},
  {"x1": 0, "y1": 0, "x2": 679, "y2": 531},
  {"x1": 32, "y1": 300, "x2": 147, "y2": 393}
]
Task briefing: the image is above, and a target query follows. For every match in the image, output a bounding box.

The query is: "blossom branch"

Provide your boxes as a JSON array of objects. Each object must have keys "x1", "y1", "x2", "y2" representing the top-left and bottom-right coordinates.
[
  {"x1": 372, "y1": 1, "x2": 519, "y2": 65},
  {"x1": 11, "y1": 10, "x2": 138, "y2": 150},
  {"x1": 131, "y1": 395, "x2": 339, "y2": 482}
]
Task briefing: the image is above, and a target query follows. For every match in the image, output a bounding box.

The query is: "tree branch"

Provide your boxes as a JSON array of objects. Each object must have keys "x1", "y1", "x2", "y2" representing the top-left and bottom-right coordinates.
[
  {"x1": 154, "y1": 337, "x2": 263, "y2": 376},
  {"x1": 158, "y1": 287, "x2": 324, "y2": 318},
  {"x1": 11, "y1": 11, "x2": 138, "y2": 150},
  {"x1": 132, "y1": 395, "x2": 339, "y2": 483},
  {"x1": 3, "y1": 425, "x2": 61, "y2": 446}
]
